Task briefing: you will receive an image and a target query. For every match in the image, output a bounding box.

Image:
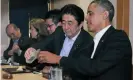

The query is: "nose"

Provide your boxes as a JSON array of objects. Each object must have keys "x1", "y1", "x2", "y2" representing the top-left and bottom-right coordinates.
[
  {"x1": 63, "y1": 23, "x2": 69, "y2": 30},
  {"x1": 64, "y1": 25, "x2": 69, "y2": 30}
]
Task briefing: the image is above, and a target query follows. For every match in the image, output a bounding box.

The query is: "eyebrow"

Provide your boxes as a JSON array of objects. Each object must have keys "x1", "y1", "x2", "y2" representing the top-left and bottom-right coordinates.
[
  {"x1": 62, "y1": 20, "x2": 73, "y2": 23},
  {"x1": 87, "y1": 10, "x2": 92, "y2": 14},
  {"x1": 61, "y1": 20, "x2": 65, "y2": 22}
]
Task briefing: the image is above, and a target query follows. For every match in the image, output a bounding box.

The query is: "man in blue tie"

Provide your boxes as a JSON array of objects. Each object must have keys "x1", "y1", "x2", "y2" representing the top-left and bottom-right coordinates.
[{"x1": 4, "y1": 23, "x2": 25, "y2": 64}]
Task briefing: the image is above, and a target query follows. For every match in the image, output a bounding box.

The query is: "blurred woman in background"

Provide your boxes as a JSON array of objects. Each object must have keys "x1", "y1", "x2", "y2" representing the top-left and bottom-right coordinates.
[
  {"x1": 18, "y1": 18, "x2": 49, "y2": 69},
  {"x1": 18, "y1": 18, "x2": 49, "y2": 51}
]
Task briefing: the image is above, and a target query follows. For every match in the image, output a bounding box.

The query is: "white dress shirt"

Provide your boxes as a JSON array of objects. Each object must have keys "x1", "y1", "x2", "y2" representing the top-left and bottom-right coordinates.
[
  {"x1": 60, "y1": 30, "x2": 81, "y2": 57},
  {"x1": 91, "y1": 25, "x2": 111, "y2": 59}
]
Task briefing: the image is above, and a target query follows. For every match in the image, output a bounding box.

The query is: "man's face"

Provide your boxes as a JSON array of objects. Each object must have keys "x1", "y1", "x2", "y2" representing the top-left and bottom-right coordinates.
[
  {"x1": 46, "y1": 18, "x2": 57, "y2": 34},
  {"x1": 6, "y1": 25, "x2": 20, "y2": 40},
  {"x1": 61, "y1": 14, "x2": 82, "y2": 38},
  {"x1": 85, "y1": 3, "x2": 105, "y2": 33}
]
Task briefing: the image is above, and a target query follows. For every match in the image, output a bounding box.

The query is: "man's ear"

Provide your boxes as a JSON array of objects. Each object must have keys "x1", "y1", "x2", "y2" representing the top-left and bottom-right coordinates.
[
  {"x1": 79, "y1": 21, "x2": 84, "y2": 28},
  {"x1": 103, "y1": 11, "x2": 109, "y2": 20},
  {"x1": 17, "y1": 28, "x2": 20, "y2": 32},
  {"x1": 16, "y1": 28, "x2": 21, "y2": 36},
  {"x1": 57, "y1": 22, "x2": 62, "y2": 27}
]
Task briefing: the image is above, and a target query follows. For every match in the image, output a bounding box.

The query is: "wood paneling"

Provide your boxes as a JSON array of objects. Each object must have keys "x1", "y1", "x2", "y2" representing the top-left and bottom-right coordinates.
[
  {"x1": 117, "y1": 0, "x2": 129, "y2": 35},
  {"x1": 48, "y1": 0, "x2": 54, "y2": 10}
]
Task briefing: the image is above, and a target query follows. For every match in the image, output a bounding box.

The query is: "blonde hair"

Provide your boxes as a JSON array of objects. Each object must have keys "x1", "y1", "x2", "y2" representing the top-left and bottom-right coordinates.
[
  {"x1": 30, "y1": 18, "x2": 44, "y2": 25},
  {"x1": 29, "y1": 18, "x2": 49, "y2": 36}
]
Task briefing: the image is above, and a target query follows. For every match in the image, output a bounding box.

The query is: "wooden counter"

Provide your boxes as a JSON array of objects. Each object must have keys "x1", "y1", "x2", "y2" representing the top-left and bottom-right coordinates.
[{"x1": 1, "y1": 65, "x2": 47, "y2": 80}]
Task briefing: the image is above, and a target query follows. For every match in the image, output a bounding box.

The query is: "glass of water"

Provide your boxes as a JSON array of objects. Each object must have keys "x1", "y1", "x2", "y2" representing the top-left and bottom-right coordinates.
[
  {"x1": 50, "y1": 67, "x2": 63, "y2": 80},
  {"x1": 42, "y1": 67, "x2": 63, "y2": 80}
]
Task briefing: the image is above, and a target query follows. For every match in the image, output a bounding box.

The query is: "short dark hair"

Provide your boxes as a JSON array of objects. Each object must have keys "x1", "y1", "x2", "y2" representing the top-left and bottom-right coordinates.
[
  {"x1": 90, "y1": 0, "x2": 114, "y2": 22},
  {"x1": 60, "y1": 4, "x2": 84, "y2": 25},
  {"x1": 45, "y1": 9, "x2": 61, "y2": 25}
]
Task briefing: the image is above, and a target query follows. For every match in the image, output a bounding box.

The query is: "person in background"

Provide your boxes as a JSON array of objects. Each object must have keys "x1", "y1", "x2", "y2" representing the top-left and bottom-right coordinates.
[
  {"x1": 44, "y1": 9, "x2": 61, "y2": 34},
  {"x1": 25, "y1": 9, "x2": 61, "y2": 71},
  {"x1": 23, "y1": 9, "x2": 62, "y2": 55},
  {"x1": 18, "y1": 18, "x2": 49, "y2": 69},
  {"x1": 3, "y1": 23, "x2": 25, "y2": 64},
  {"x1": 34, "y1": 0, "x2": 132, "y2": 80},
  {"x1": 25, "y1": 4, "x2": 93, "y2": 80},
  {"x1": 18, "y1": 18, "x2": 49, "y2": 51},
  {"x1": 30, "y1": 18, "x2": 49, "y2": 39}
]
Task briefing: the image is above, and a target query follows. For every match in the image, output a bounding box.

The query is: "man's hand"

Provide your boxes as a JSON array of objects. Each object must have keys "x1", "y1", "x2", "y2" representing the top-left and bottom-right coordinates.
[
  {"x1": 8, "y1": 44, "x2": 20, "y2": 56},
  {"x1": 24, "y1": 47, "x2": 36, "y2": 60},
  {"x1": 12, "y1": 44, "x2": 20, "y2": 52},
  {"x1": 37, "y1": 51, "x2": 61, "y2": 64},
  {"x1": 8, "y1": 50, "x2": 14, "y2": 56}
]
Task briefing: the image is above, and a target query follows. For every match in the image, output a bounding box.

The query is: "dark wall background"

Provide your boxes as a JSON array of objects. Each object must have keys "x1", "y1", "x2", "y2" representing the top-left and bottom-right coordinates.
[{"x1": 9, "y1": 0, "x2": 48, "y2": 36}]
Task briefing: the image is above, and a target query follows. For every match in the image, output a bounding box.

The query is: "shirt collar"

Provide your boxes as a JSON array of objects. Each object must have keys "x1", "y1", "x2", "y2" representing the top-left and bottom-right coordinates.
[
  {"x1": 65, "y1": 30, "x2": 81, "y2": 41},
  {"x1": 13, "y1": 39, "x2": 19, "y2": 43},
  {"x1": 94, "y1": 25, "x2": 111, "y2": 41}
]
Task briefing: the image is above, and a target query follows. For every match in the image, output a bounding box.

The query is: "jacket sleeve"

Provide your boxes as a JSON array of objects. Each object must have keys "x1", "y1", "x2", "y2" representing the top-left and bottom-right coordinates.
[
  {"x1": 3, "y1": 39, "x2": 13, "y2": 60},
  {"x1": 18, "y1": 37, "x2": 36, "y2": 51},
  {"x1": 31, "y1": 33, "x2": 54, "y2": 50}
]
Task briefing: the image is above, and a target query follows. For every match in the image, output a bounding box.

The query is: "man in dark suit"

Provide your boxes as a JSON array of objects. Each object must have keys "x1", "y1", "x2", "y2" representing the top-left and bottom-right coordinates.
[
  {"x1": 4, "y1": 23, "x2": 26, "y2": 64},
  {"x1": 36, "y1": 0, "x2": 132, "y2": 80},
  {"x1": 45, "y1": 9, "x2": 61, "y2": 34},
  {"x1": 25, "y1": 4, "x2": 93, "y2": 80}
]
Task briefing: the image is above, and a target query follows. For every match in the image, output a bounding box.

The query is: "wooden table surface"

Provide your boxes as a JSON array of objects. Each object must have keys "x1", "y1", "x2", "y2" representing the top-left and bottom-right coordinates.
[{"x1": 1, "y1": 65, "x2": 47, "y2": 80}]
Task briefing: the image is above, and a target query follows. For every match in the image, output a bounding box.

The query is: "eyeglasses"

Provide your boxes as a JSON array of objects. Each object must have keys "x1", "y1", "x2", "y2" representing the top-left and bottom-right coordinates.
[{"x1": 47, "y1": 24, "x2": 55, "y2": 28}]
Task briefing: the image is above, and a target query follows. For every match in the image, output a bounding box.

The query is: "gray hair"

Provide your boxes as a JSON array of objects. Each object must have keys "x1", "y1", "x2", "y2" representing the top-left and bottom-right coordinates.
[{"x1": 90, "y1": 0, "x2": 114, "y2": 22}]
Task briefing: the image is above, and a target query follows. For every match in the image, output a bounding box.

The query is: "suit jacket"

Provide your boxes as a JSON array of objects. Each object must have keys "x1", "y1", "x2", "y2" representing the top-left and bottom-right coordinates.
[
  {"x1": 18, "y1": 36, "x2": 48, "y2": 69},
  {"x1": 60, "y1": 26, "x2": 132, "y2": 80},
  {"x1": 3, "y1": 38, "x2": 26, "y2": 65},
  {"x1": 32, "y1": 26, "x2": 93, "y2": 80}
]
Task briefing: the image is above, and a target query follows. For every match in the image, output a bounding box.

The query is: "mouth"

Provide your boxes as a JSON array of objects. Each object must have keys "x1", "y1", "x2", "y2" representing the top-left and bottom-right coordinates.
[
  {"x1": 87, "y1": 21, "x2": 92, "y2": 25},
  {"x1": 65, "y1": 31, "x2": 71, "y2": 35}
]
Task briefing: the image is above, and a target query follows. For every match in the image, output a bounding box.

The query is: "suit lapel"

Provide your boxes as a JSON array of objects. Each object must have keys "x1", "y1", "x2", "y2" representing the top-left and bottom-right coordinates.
[
  {"x1": 54, "y1": 27, "x2": 66, "y2": 55},
  {"x1": 68, "y1": 30, "x2": 83, "y2": 57},
  {"x1": 56, "y1": 34, "x2": 65, "y2": 55},
  {"x1": 93, "y1": 26, "x2": 115, "y2": 58}
]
